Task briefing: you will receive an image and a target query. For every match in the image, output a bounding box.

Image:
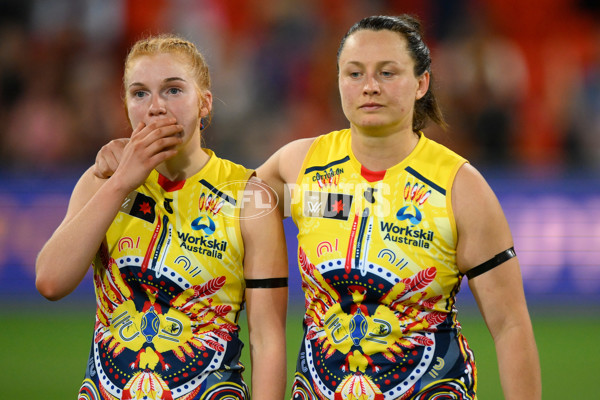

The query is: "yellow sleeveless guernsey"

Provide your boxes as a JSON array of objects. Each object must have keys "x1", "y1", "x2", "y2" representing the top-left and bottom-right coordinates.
[
  {"x1": 80, "y1": 150, "x2": 253, "y2": 400},
  {"x1": 291, "y1": 130, "x2": 477, "y2": 400}
]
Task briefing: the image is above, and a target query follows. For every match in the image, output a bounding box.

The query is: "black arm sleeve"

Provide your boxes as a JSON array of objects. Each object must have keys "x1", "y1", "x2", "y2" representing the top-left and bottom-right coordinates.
[
  {"x1": 465, "y1": 247, "x2": 517, "y2": 280},
  {"x1": 245, "y1": 277, "x2": 288, "y2": 288}
]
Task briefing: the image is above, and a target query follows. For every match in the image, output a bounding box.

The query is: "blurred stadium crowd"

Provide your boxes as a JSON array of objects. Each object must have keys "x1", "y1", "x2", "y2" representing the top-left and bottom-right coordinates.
[{"x1": 0, "y1": 0, "x2": 599, "y2": 174}]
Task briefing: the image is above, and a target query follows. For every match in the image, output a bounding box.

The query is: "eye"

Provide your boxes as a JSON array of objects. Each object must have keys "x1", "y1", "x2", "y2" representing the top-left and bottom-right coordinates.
[
  {"x1": 132, "y1": 90, "x2": 147, "y2": 98},
  {"x1": 167, "y1": 87, "x2": 182, "y2": 95},
  {"x1": 381, "y1": 71, "x2": 395, "y2": 78},
  {"x1": 349, "y1": 71, "x2": 362, "y2": 78}
]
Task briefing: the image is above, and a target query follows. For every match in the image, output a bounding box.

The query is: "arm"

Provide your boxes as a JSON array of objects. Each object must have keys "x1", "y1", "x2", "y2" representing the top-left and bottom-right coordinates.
[
  {"x1": 36, "y1": 120, "x2": 183, "y2": 300},
  {"x1": 240, "y1": 177, "x2": 288, "y2": 399},
  {"x1": 453, "y1": 164, "x2": 541, "y2": 400},
  {"x1": 256, "y1": 137, "x2": 315, "y2": 218},
  {"x1": 35, "y1": 168, "x2": 123, "y2": 300}
]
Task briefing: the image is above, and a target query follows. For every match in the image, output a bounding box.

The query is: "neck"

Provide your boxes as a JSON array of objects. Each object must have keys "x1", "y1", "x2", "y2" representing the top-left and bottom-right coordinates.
[
  {"x1": 156, "y1": 144, "x2": 210, "y2": 182},
  {"x1": 350, "y1": 126, "x2": 420, "y2": 171}
]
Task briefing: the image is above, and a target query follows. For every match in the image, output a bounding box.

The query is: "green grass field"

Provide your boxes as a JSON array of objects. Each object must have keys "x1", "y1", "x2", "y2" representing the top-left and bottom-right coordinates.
[{"x1": 1, "y1": 303, "x2": 596, "y2": 399}]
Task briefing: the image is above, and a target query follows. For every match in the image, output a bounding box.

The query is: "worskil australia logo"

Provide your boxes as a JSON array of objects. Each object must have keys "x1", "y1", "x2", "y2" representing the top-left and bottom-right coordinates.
[
  {"x1": 398, "y1": 181, "x2": 431, "y2": 225},
  {"x1": 396, "y1": 205, "x2": 422, "y2": 224},
  {"x1": 382, "y1": 181, "x2": 434, "y2": 249},
  {"x1": 199, "y1": 191, "x2": 226, "y2": 216},
  {"x1": 191, "y1": 216, "x2": 216, "y2": 234},
  {"x1": 191, "y1": 192, "x2": 222, "y2": 234},
  {"x1": 180, "y1": 185, "x2": 228, "y2": 259}
]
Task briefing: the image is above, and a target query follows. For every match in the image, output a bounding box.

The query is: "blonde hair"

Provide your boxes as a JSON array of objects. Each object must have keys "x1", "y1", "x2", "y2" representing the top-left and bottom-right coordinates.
[{"x1": 123, "y1": 34, "x2": 212, "y2": 125}]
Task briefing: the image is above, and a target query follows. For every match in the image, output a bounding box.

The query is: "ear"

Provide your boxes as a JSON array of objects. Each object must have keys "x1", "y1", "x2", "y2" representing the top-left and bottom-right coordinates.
[
  {"x1": 415, "y1": 71, "x2": 430, "y2": 100},
  {"x1": 199, "y1": 90, "x2": 213, "y2": 118}
]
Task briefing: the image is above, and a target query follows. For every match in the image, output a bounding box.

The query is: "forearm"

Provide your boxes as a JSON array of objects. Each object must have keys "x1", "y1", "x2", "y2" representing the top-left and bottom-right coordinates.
[
  {"x1": 36, "y1": 177, "x2": 129, "y2": 300},
  {"x1": 494, "y1": 322, "x2": 541, "y2": 400},
  {"x1": 245, "y1": 287, "x2": 288, "y2": 399},
  {"x1": 249, "y1": 333, "x2": 287, "y2": 399}
]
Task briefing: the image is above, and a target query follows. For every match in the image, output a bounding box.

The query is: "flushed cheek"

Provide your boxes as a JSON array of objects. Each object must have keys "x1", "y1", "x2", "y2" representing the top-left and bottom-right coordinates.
[
  {"x1": 126, "y1": 105, "x2": 145, "y2": 127},
  {"x1": 339, "y1": 91, "x2": 356, "y2": 113},
  {"x1": 339, "y1": 98, "x2": 353, "y2": 120}
]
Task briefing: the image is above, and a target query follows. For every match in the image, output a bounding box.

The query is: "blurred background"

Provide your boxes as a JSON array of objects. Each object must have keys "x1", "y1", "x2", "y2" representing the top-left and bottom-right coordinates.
[{"x1": 0, "y1": 0, "x2": 599, "y2": 398}]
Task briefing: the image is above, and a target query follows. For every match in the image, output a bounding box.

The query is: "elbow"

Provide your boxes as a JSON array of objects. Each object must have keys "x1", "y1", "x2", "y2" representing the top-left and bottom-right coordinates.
[
  {"x1": 35, "y1": 275, "x2": 66, "y2": 301},
  {"x1": 35, "y1": 261, "x2": 67, "y2": 301}
]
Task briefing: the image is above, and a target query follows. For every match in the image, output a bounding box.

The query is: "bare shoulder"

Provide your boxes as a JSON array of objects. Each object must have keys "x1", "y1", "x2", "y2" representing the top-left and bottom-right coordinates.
[
  {"x1": 278, "y1": 136, "x2": 317, "y2": 156},
  {"x1": 453, "y1": 162, "x2": 513, "y2": 212},
  {"x1": 256, "y1": 137, "x2": 317, "y2": 216},
  {"x1": 258, "y1": 137, "x2": 317, "y2": 186},
  {"x1": 279, "y1": 137, "x2": 317, "y2": 184}
]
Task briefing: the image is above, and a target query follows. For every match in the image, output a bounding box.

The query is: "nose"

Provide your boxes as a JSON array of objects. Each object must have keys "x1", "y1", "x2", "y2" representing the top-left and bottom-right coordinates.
[
  {"x1": 363, "y1": 74, "x2": 380, "y2": 96},
  {"x1": 149, "y1": 96, "x2": 166, "y2": 116}
]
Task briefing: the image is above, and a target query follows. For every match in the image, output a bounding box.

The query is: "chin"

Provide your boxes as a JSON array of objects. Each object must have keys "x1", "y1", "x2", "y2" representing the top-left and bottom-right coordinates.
[{"x1": 355, "y1": 120, "x2": 386, "y2": 130}]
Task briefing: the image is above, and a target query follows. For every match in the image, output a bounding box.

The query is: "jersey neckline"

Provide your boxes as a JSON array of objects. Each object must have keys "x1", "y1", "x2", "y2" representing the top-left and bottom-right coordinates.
[
  {"x1": 345, "y1": 129, "x2": 426, "y2": 182},
  {"x1": 153, "y1": 149, "x2": 215, "y2": 192}
]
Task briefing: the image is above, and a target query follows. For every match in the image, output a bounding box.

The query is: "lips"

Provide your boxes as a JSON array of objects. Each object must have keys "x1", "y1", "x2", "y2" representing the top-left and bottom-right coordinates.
[{"x1": 360, "y1": 103, "x2": 383, "y2": 110}]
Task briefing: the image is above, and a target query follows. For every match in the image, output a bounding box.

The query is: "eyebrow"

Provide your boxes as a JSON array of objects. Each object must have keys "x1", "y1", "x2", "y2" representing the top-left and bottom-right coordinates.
[
  {"x1": 344, "y1": 60, "x2": 399, "y2": 68},
  {"x1": 128, "y1": 77, "x2": 187, "y2": 88}
]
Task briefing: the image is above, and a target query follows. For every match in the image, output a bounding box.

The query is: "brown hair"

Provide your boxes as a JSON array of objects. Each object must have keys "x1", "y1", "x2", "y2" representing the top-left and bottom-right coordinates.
[{"x1": 337, "y1": 15, "x2": 447, "y2": 132}]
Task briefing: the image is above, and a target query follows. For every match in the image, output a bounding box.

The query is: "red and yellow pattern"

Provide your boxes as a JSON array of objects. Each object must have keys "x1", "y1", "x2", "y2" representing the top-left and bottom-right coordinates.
[
  {"x1": 291, "y1": 130, "x2": 476, "y2": 399},
  {"x1": 79, "y1": 150, "x2": 253, "y2": 400}
]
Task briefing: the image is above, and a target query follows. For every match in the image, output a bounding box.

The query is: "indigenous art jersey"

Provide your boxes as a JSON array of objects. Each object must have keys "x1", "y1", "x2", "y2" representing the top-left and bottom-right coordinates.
[
  {"x1": 79, "y1": 150, "x2": 254, "y2": 400},
  {"x1": 291, "y1": 129, "x2": 477, "y2": 400}
]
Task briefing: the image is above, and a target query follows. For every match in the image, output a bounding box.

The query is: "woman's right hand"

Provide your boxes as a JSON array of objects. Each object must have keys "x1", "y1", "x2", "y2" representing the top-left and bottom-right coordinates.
[{"x1": 100, "y1": 118, "x2": 183, "y2": 191}]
